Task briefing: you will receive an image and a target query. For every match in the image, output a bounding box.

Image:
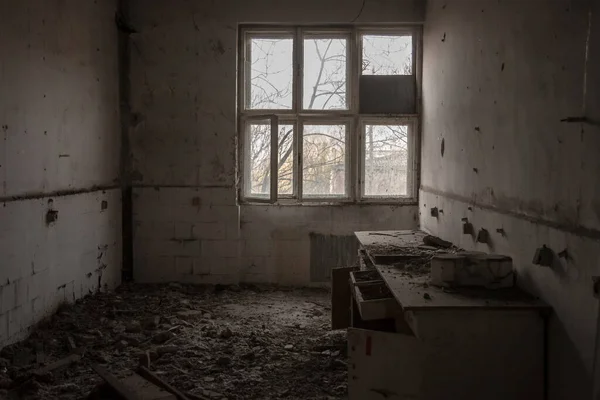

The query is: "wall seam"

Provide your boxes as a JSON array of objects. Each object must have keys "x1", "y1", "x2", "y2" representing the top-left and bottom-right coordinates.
[
  {"x1": 118, "y1": 0, "x2": 133, "y2": 281},
  {"x1": 0, "y1": 185, "x2": 120, "y2": 203}
]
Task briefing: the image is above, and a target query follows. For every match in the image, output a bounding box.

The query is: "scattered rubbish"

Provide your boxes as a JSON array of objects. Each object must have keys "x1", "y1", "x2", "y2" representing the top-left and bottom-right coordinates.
[
  {"x1": 138, "y1": 351, "x2": 151, "y2": 369},
  {"x1": 423, "y1": 235, "x2": 453, "y2": 249},
  {"x1": 142, "y1": 316, "x2": 160, "y2": 330},
  {"x1": 33, "y1": 354, "x2": 82, "y2": 377},
  {"x1": 137, "y1": 365, "x2": 191, "y2": 400},
  {"x1": 152, "y1": 330, "x2": 176, "y2": 344},
  {"x1": 91, "y1": 364, "x2": 146, "y2": 400},
  {"x1": 125, "y1": 321, "x2": 143, "y2": 333},
  {"x1": 176, "y1": 311, "x2": 205, "y2": 321},
  {"x1": 0, "y1": 284, "x2": 344, "y2": 399},
  {"x1": 218, "y1": 327, "x2": 233, "y2": 339}
]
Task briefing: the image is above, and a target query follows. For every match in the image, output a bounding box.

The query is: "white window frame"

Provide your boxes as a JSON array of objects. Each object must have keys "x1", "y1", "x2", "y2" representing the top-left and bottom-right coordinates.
[
  {"x1": 358, "y1": 27, "x2": 418, "y2": 77},
  {"x1": 238, "y1": 25, "x2": 421, "y2": 205},
  {"x1": 359, "y1": 118, "x2": 419, "y2": 201}
]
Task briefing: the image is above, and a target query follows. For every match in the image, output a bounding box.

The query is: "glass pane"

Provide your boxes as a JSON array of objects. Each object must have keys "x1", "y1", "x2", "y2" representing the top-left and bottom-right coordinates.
[
  {"x1": 248, "y1": 122, "x2": 271, "y2": 197},
  {"x1": 247, "y1": 123, "x2": 295, "y2": 197},
  {"x1": 362, "y1": 35, "x2": 413, "y2": 75},
  {"x1": 278, "y1": 125, "x2": 295, "y2": 195},
  {"x1": 303, "y1": 125, "x2": 346, "y2": 197},
  {"x1": 247, "y1": 37, "x2": 293, "y2": 110},
  {"x1": 364, "y1": 125, "x2": 409, "y2": 196},
  {"x1": 303, "y1": 37, "x2": 348, "y2": 110}
]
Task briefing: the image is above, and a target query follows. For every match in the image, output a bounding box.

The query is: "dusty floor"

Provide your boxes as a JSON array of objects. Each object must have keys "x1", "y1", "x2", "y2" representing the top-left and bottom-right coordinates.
[{"x1": 0, "y1": 284, "x2": 347, "y2": 400}]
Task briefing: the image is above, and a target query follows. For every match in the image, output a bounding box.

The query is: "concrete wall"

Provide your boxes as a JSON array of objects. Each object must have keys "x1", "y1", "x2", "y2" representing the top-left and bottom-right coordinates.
[
  {"x1": 0, "y1": 0, "x2": 122, "y2": 347},
  {"x1": 129, "y1": 0, "x2": 424, "y2": 285},
  {"x1": 421, "y1": 1, "x2": 600, "y2": 398}
]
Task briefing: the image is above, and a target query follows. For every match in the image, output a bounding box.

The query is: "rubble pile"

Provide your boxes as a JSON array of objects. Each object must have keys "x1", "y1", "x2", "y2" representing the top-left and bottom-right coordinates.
[{"x1": 0, "y1": 284, "x2": 347, "y2": 400}]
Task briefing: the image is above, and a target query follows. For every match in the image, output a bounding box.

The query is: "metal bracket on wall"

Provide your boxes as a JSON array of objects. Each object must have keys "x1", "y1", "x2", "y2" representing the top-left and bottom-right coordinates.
[
  {"x1": 532, "y1": 245, "x2": 554, "y2": 267},
  {"x1": 461, "y1": 218, "x2": 474, "y2": 235},
  {"x1": 593, "y1": 277, "x2": 600, "y2": 299}
]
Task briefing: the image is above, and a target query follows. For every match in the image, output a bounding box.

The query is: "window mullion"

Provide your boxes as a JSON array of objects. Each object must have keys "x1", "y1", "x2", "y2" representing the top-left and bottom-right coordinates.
[
  {"x1": 269, "y1": 116, "x2": 279, "y2": 204},
  {"x1": 351, "y1": 29, "x2": 360, "y2": 201},
  {"x1": 409, "y1": 120, "x2": 419, "y2": 199},
  {"x1": 353, "y1": 116, "x2": 361, "y2": 201},
  {"x1": 347, "y1": 120, "x2": 355, "y2": 202},
  {"x1": 297, "y1": 118, "x2": 304, "y2": 202},
  {"x1": 353, "y1": 28, "x2": 361, "y2": 115},
  {"x1": 244, "y1": 37, "x2": 251, "y2": 110}
]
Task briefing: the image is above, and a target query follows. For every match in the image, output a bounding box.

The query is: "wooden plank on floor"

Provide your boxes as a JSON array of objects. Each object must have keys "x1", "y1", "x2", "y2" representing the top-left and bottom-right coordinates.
[
  {"x1": 122, "y1": 373, "x2": 177, "y2": 400},
  {"x1": 32, "y1": 354, "x2": 81, "y2": 376},
  {"x1": 137, "y1": 366, "x2": 191, "y2": 400},
  {"x1": 331, "y1": 265, "x2": 359, "y2": 330},
  {"x1": 92, "y1": 364, "x2": 144, "y2": 400}
]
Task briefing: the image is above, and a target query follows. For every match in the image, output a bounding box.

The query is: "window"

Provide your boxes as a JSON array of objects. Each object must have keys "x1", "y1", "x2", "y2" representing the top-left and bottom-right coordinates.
[{"x1": 239, "y1": 27, "x2": 420, "y2": 204}]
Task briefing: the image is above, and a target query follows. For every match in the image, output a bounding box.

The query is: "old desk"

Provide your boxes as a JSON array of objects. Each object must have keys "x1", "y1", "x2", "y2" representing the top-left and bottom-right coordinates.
[{"x1": 346, "y1": 230, "x2": 550, "y2": 400}]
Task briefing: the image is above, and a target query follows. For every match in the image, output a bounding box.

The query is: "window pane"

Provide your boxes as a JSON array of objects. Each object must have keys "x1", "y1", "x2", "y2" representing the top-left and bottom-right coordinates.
[
  {"x1": 303, "y1": 37, "x2": 348, "y2": 110},
  {"x1": 247, "y1": 123, "x2": 295, "y2": 197},
  {"x1": 247, "y1": 37, "x2": 293, "y2": 110},
  {"x1": 303, "y1": 125, "x2": 346, "y2": 197},
  {"x1": 277, "y1": 125, "x2": 295, "y2": 196},
  {"x1": 362, "y1": 35, "x2": 412, "y2": 75},
  {"x1": 248, "y1": 123, "x2": 271, "y2": 197},
  {"x1": 364, "y1": 125, "x2": 409, "y2": 196}
]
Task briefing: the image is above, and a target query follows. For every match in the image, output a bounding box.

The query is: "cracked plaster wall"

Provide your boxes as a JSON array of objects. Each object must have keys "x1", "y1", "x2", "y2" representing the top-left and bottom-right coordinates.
[
  {"x1": 0, "y1": 0, "x2": 123, "y2": 347},
  {"x1": 421, "y1": 1, "x2": 600, "y2": 398}
]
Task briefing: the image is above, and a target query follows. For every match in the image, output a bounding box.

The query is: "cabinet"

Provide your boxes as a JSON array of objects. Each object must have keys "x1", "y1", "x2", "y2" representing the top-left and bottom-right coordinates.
[{"x1": 341, "y1": 230, "x2": 550, "y2": 400}]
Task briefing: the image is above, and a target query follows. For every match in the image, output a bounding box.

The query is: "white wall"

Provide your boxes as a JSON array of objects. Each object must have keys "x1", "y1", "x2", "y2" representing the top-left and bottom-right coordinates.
[
  {"x1": 129, "y1": 0, "x2": 424, "y2": 285},
  {"x1": 0, "y1": 0, "x2": 122, "y2": 347},
  {"x1": 421, "y1": 1, "x2": 600, "y2": 398}
]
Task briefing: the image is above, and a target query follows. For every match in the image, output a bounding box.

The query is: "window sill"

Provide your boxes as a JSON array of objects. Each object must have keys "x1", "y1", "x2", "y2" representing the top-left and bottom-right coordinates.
[{"x1": 238, "y1": 198, "x2": 418, "y2": 207}]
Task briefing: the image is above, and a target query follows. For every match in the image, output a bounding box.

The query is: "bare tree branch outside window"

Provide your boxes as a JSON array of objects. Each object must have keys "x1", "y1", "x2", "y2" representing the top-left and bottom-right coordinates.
[
  {"x1": 362, "y1": 35, "x2": 412, "y2": 75},
  {"x1": 364, "y1": 125, "x2": 409, "y2": 196}
]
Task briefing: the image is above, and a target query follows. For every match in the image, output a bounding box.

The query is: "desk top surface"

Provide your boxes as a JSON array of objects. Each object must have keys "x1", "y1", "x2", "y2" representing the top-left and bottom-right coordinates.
[{"x1": 355, "y1": 230, "x2": 550, "y2": 311}]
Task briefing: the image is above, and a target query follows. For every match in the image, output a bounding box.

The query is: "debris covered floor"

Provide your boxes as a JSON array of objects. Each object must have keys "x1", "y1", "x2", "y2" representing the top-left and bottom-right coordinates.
[{"x1": 0, "y1": 284, "x2": 347, "y2": 400}]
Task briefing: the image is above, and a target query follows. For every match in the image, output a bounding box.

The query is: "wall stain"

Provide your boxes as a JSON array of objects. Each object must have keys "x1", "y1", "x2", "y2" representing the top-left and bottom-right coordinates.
[
  {"x1": 209, "y1": 39, "x2": 225, "y2": 57},
  {"x1": 45, "y1": 199, "x2": 58, "y2": 226},
  {"x1": 130, "y1": 170, "x2": 144, "y2": 182},
  {"x1": 210, "y1": 155, "x2": 226, "y2": 181}
]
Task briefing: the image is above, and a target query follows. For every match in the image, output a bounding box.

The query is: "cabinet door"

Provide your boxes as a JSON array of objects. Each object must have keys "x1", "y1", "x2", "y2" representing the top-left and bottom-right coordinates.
[
  {"x1": 348, "y1": 328, "x2": 426, "y2": 400},
  {"x1": 331, "y1": 266, "x2": 359, "y2": 329},
  {"x1": 413, "y1": 310, "x2": 544, "y2": 400}
]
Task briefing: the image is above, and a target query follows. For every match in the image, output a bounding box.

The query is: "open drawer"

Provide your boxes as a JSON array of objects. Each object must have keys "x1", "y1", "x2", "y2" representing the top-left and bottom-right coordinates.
[
  {"x1": 350, "y1": 270, "x2": 383, "y2": 286},
  {"x1": 352, "y1": 281, "x2": 399, "y2": 321}
]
